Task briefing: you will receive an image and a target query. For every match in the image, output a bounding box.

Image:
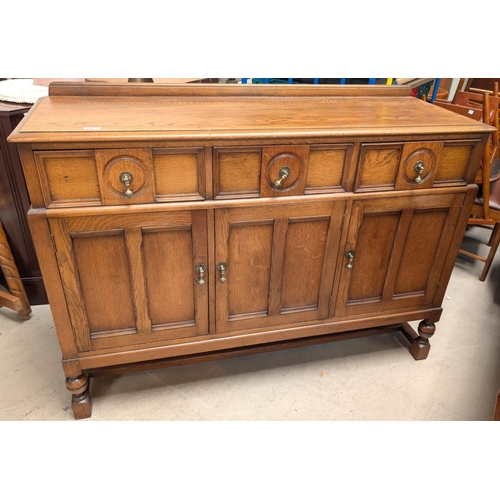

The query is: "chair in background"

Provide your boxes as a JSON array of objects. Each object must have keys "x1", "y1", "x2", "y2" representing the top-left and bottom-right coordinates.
[{"x1": 434, "y1": 83, "x2": 500, "y2": 280}]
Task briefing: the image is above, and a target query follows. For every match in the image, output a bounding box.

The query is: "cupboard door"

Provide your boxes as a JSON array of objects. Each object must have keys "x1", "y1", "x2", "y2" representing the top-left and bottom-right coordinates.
[
  {"x1": 49, "y1": 211, "x2": 208, "y2": 351},
  {"x1": 215, "y1": 200, "x2": 345, "y2": 333},
  {"x1": 334, "y1": 191, "x2": 465, "y2": 317}
]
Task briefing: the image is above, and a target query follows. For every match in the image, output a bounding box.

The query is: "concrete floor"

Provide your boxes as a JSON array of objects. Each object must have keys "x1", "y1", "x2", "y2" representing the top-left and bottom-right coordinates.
[{"x1": 1, "y1": 226, "x2": 500, "y2": 421}]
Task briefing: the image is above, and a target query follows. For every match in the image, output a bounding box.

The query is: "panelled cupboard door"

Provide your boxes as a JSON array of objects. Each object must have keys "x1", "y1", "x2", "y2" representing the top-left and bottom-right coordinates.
[
  {"x1": 334, "y1": 192, "x2": 465, "y2": 317},
  {"x1": 49, "y1": 211, "x2": 208, "y2": 352},
  {"x1": 215, "y1": 200, "x2": 345, "y2": 334}
]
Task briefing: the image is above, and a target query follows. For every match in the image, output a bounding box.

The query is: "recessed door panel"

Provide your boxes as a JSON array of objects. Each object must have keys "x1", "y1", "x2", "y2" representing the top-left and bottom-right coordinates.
[
  {"x1": 143, "y1": 228, "x2": 196, "y2": 326},
  {"x1": 72, "y1": 232, "x2": 136, "y2": 334},
  {"x1": 394, "y1": 210, "x2": 448, "y2": 295},
  {"x1": 347, "y1": 213, "x2": 399, "y2": 302},
  {"x1": 281, "y1": 219, "x2": 330, "y2": 310},
  {"x1": 227, "y1": 223, "x2": 273, "y2": 317}
]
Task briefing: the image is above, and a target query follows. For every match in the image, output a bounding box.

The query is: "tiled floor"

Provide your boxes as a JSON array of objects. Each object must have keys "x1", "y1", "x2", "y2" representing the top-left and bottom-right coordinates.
[{"x1": 1, "y1": 226, "x2": 500, "y2": 421}]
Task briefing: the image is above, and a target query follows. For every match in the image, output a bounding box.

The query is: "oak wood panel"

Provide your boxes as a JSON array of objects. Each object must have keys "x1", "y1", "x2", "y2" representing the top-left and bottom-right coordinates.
[
  {"x1": 76, "y1": 307, "x2": 443, "y2": 369},
  {"x1": 335, "y1": 192, "x2": 465, "y2": 318},
  {"x1": 434, "y1": 141, "x2": 478, "y2": 184},
  {"x1": 34, "y1": 150, "x2": 101, "y2": 207},
  {"x1": 49, "y1": 218, "x2": 92, "y2": 351},
  {"x1": 51, "y1": 210, "x2": 209, "y2": 351},
  {"x1": 215, "y1": 200, "x2": 345, "y2": 334},
  {"x1": 72, "y1": 232, "x2": 136, "y2": 334},
  {"x1": 32, "y1": 187, "x2": 470, "y2": 219},
  {"x1": 153, "y1": 148, "x2": 204, "y2": 201},
  {"x1": 306, "y1": 144, "x2": 352, "y2": 194},
  {"x1": 27, "y1": 213, "x2": 77, "y2": 356},
  {"x1": 143, "y1": 229, "x2": 196, "y2": 325},
  {"x1": 394, "y1": 210, "x2": 449, "y2": 295},
  {"x1": 268, "y1": 218, "x2": 289, "y2": 317},
  {"x1": 10, "y1": 95, "x2": 494, "y2": 144},
  {"x1": 347, "y1": 212, "x2": 400, "y2": 301},
  {"x1": 395, "y1": 141, "x2": 444, "y2": 190},
  {"x1": 356, "y1": 144, "x2": 403, "y2": 191},
  {"x1": 260, "y1": 145, "x2": 309, "y2": 197},
  {"x1": 227, "y1": 223, "x2": 273, "y2": 317},
  {"x1": 95, "y1": 148, "x2": 156, "y2": 205},
  {"x1": 281, "y1": 218, "x2": 330, "y2": 309},
  {"x1": 213, "y1": 147, "x2": 261, "y2": 199},
  {"x1": 47, "y1": 82, "x2": 413, "y2": 98},
  {"x1": 124, "y1": 228, "x2": 153, "y2": 334}
]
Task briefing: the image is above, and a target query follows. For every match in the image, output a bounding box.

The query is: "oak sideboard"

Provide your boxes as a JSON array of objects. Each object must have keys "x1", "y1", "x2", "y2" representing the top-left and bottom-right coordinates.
[{"x1": 8, "y1": 82, "x2": 493, "y2": 419}]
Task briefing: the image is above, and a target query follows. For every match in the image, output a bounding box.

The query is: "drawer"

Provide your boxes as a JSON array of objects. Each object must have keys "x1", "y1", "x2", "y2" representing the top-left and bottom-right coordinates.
[
  {"x1": 213, "y1": 144, "x2": 352, "y2": 199},
  {"x1": 354, "y1": 139, "x2": 482, "y2": 192},
  {"x1": 34, "y1": 147, "x2": 205, "y2": 207}
]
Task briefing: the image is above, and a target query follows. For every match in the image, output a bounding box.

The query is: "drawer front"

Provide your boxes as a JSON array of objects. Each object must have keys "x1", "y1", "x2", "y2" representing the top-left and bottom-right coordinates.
[
  {"x1": 34, "y1": 150, "x2": 102, "y2": 208},
  {"x1": 355, "y1": 139, "x2": 481, "y2": 192},
  {"x1": 35, "y1": 147, "x2": 205, "y2": 207},
  {"x1": 214, "y1": 144, "x2": 351, "y2": 199}
]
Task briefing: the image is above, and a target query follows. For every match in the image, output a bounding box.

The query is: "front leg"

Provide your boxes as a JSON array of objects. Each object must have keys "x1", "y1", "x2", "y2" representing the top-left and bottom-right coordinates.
[
  {"x1": 65, "y1": 373, "x2": 92, "y2": 419},
  {"x1": 401, "y1": 320, "x2": 436, "y2": 360}
]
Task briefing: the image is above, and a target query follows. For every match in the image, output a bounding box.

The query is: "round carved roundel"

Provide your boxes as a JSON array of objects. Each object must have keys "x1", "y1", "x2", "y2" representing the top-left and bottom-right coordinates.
[
  {"x1": 103, "y1": 155, "x2": 150, "y2": 198},
  {"x1": 402, "y1": 148, "x2": 436, "y2": 185}
]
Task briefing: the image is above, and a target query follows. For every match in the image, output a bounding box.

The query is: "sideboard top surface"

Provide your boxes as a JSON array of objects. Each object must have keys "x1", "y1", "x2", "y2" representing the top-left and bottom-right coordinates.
[{"x1": 9, "y1": 90, "x2": 494, "y2": 143}]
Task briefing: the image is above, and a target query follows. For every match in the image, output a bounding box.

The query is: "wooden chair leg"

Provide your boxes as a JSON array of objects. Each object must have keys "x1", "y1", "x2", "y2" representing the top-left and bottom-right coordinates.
[
  {"x1": 0, "y1": 221, "x2": 31, "y2": 319},
  {"x1": 494, "y1": 391, "x2": 500, "y2": 421},
  {"x1": 480, "y1": 223, "x2": 500, "y2": 281}
]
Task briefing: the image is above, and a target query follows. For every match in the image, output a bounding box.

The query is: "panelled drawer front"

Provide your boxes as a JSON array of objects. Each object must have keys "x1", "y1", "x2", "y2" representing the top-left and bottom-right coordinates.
[
  {"x1": 34, "y1": 150, "x2": 102, "y2": 208},
  {"x1": 34, "y1": 147, "x2": 205, "y2": 208},
  {"x1": 213, "y1": 144, "x2": 352, "y2": 199},
  {"x1": 355, "y1": 139, "x2": 481, "y2": 193}
]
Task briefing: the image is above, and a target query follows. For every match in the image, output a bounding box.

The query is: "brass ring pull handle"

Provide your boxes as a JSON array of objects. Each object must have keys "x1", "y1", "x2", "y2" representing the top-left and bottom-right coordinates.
[
  {"x1": 195, "y1": 264, "x2": 206, "y2": 286},
  {"x1": 274, "y1": 166, "x2": 291, "y2": 188},
  {"x1": 345, "y1": 250, "x2": 355, "y2": 270},
  {"x1": 414, "y1": 161, "x2": 425, "y2": 184},
  {"x1": 217, "y1": 262, "x2": 227, "y2": 283},
  {"x1": 120, "y1": 171, "x2": 134, "y2": 197}
]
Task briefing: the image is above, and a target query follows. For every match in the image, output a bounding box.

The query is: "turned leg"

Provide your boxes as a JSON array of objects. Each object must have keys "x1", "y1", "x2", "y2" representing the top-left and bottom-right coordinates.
[
  {"x1": 66, "y1": 373, "x2": 92, "y2": 419},
  {"x1": 400, "y1": 320, "x2": 436, "y2": 361}
]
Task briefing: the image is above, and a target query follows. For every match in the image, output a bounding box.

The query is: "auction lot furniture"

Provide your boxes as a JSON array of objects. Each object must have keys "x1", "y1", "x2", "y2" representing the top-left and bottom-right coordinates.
[{"x1": 8, "y1": 83, "x2": 493, "y2": 419}]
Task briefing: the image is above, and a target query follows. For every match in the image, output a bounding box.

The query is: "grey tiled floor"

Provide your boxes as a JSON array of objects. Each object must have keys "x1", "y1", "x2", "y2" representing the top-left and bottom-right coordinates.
[{"x1": 1, "y1": 226, "x2": 500, "y2": 421}]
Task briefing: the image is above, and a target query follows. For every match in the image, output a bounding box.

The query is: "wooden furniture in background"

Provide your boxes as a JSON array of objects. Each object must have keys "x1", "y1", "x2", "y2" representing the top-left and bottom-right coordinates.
[
  {"x1": 0, "y1": 101, "x2": 47, "y2": 304},
  {"x1": 0, "y1": 220, "x2": 31, "y2": 319},
  {"x1": 435, "y1": 83, "x2": 500, "y2": 281},
  {"x1": 494, "y1": 391, "x2": 500, "y2": 420},
  {"x1": 8, "y1": 82, "x2": 493, "y2": 419}
]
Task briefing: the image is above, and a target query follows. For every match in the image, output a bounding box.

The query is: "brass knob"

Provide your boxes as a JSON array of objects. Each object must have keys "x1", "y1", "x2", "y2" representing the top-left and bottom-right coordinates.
[
  {"x1": 414, "y1": 161, "x2": 425, "y2": 184},
  {"x1": 345, "y1": 250, "x2": 355, "y2": 270},
  {"x1": 217, "y1": 262, "x2": 227, "y2": 283},
  {"x1": 195, "y1": 264, "x2": 206, "y2": 286},
  {"x1": 120, "y1": 171, "x2": 134, "y2": 197},
  {"x1": 274, "y1": 166, "x2": 291, "y2": 188}
]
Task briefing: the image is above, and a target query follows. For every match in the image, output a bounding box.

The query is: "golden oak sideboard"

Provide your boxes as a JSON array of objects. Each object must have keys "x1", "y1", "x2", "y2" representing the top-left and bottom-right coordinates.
[{"x1": 8, "y1": 82, "x2": 493, "y2": 419}]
